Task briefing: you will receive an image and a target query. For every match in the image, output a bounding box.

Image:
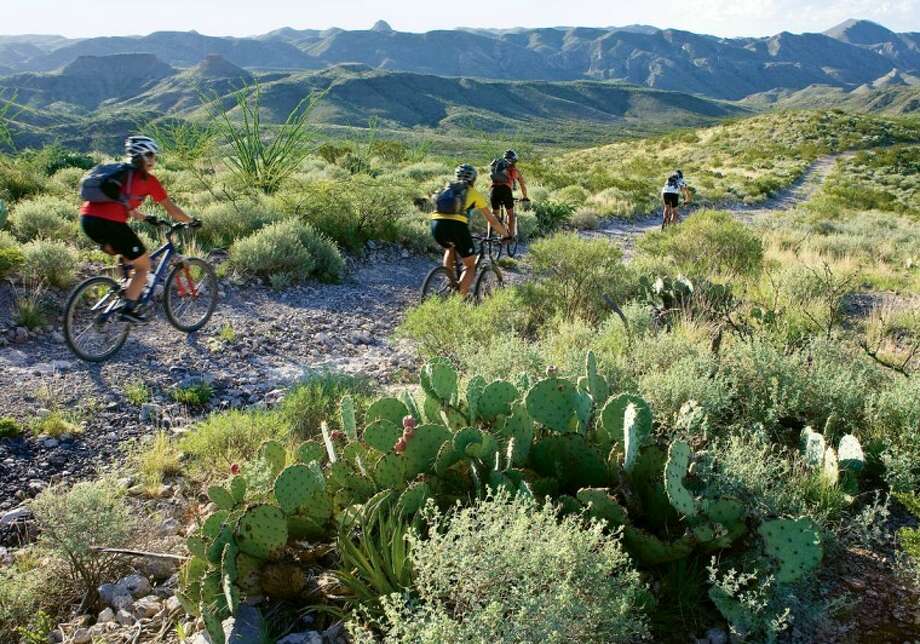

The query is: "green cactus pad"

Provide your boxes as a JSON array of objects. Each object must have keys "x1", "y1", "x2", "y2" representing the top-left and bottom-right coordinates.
[
  {"x1": 221, "y1": 541, "x2": 239, "y2": 583},
  {"x1": 425, "y1": 360, "x2": 459, "y2": 403},
  {"x1": 222, "y1": 567, "x2": 240, "y2": 614},
  {"x1": 558, "y1": 495, "x2": 584, "y2": 515},
  {"x1": 504, "y1": 403, "x2": 533, "y2": 466},
  {"x1": 530, "y1": 434, "x2": 608, "y2": 492},
  {"x1": 530, "y1": 476, "x2": 561, "y2": 499},
  {"x1": 273, "y1": 463, "x2": 325, "y2": 515},
  {"x1": 800, "y1": 426, "x2": 826, "y2": 468},
  {"x1": 664, "y1": 440, "x2": 697, "y2": 517},
  {"x1": 186, "y1": 535, "x2": 207, "y2": 560},
  {"x1": 363, "y1": 419, "x2": 403, "y2": 453},
  {"x1": 208, "y1": 485, "x2": 236, "y2": 511},
  {"x1": 235, "y1": 553, "x2": 262, "y2": 595},
  {"x1": 327, "y1": 461, "x2": 375, "y2": 498},
  {"x1": 340, "y1": 395, "x2": 357, "y2": 440},
  {"x1": 230, "y1": 476, "x2": 247, "y2": 505},
  {"x1": 201, "y1": 603, "x2": 227, "y2": 644},
  {"x1": 702, "y1": 498, "x2": 745, "y2": 526},
  {"x1": 201, "y1": 569, "x2": 226, "y2": 610},
  {"x1": 822, "y1": 446, "x2": 840, "y2": 486},
  {"x1": 397, "y1": 482, "x2": 431, "y2": 516},
  {"x1": 295, "y1": 440, "x2": 326, "y2": 465},
  {"x1": 287, "y1": 514, "x2": 328, "y2": 541},
  {"x1": 373, "y1": 453, "x2": 404, "y2": 488},
  {"x1": 758, "y1": 517, "x2": 823, "y2": 584},
  {"x1": 577, "y1": 488, "x2": 627, "y2": 526},
  {"x1": 258, "y1": 440, "x2": 287, "y2": 476},
  {"x1": 525, "y1": 377, "x2": 579, "y2": 432},
  {"x1": 440, "y1": 406, "x2": 467, "y2": 431},
  {"x1": 400, "y1": 390, "x2": 422, "y2": 421},
  {"x1": 202, "y1": 511, "x2": 229, "y2": 539},
  {"x1": 422, "y1": 394, "x2": 443, "y2": 425},
  {"x1": 599, "y1": 394, "x2": 652, "y2": 453},
  {"x1": 623, "y1": 526, "x2": 696, "y2": 565},
  {"x1": 235, "y1": 505, "x2": 288, "y2": 560},
  {"x1": 478, "y1": 380, "x2": 519, "y2": 420},
  {"x1": 177, "y1": 556, "x2": 208, "y2": 616},
  {"x1": 627, "y1": 446, "x2": 675, "y2": 530},
  {"x1": 709, "y1": 587, "x2": 754, "y2": 636},
  {"x1": 464, "y1": 431, "x2": 498, "y2": 463},
  {"x1": 837, "y1": 434, "x2": 864, "y2": 472},
  {"x1": 365, "y1": 397, "x2": 410, "y2": 427},
  {"x1": 574, "y1": 389, "x2": 594, "y2": 433},
  {"x1": 207, "y1": 526, "x2": 234, "y2": 565},
  {"x1": 585, "y1": 351, "x2": 610, "y2": 402},
  {"x1": 401, "y1": 424, "x2": 451, "y2": 479},
  {"x1": 466, "y1": 375, "x2": 486, "y2": 423}
]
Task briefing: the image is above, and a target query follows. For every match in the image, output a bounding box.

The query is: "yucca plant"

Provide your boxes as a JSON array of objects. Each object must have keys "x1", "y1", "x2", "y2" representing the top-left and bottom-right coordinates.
[
  {"x1": 326, "y1": 497, "x2": 415, "y2": 617},
  {"x1": 209, "y1": 83, "x2": 323, "y2": 194}
]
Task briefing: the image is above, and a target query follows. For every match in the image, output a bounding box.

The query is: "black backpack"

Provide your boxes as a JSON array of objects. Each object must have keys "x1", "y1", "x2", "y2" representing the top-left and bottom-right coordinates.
[
  {"x1": 79, "y1": 163, "x2": 134, "y2": 204},
  {"x1": 490, "y1": 158, "x2": 511, "y2": 184},
  {"x1": 666, "y1": 174, "x2": 681, "y2": 189},
  {"x1": 434, "y1": 182, "x2": 469, "y2": 215}
]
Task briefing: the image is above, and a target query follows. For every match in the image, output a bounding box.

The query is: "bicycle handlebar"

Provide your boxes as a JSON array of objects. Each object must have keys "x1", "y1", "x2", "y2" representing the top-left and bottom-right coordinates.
[{"x1": 144, "y1": 215, "x2": 202, "y2": 232}]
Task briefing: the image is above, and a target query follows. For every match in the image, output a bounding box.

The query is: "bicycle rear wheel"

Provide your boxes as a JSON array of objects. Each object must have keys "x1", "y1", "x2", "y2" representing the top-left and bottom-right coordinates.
[
  {"x1": 420, "y1": 266, "x2": 456, "y2": 301},
  {"x1": 474, "y1": 265, "x2": 503, "y2": 302},
  {"x1": 164, "y1": 257, "x2": 218, "y2": 332},
  {"x1": 63, "y1": 276, "x2": 131, "y2": 362}
]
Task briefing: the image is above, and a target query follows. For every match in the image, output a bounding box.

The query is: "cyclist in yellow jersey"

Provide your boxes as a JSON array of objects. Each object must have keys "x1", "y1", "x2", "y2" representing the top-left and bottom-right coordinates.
[{"x1": 431, "y1": 164, "x2": 509, "y2": 295}]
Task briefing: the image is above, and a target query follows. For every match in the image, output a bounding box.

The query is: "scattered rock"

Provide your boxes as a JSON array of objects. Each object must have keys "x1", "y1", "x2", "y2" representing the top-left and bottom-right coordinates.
[
  {"x1": 72, "y1": 627, "x2": 92, "y2": 644},
  {"x1": 111, "y1": 593, "x2": 134, "y2": 612},
  {"x1": 13, "y1": 327, "x2": 28, "y2": 344},
  {"x1": 706, "y1": 627, "x2": 729, "y2": 644},
  {"x1": 0, "y1": 506, "x2": 31, "y2": 527},
  {"x1": 140, "y1": 403, "x2": 164, "y2": 424},
  {"x1": 97, "y1": 607, "x2": 115, "y2": 623},
  {"x1": 115, "y1": 608, "x2": 135, "y2": 626},
  {"x1": 118, "y1": 573, "x2": 153, "y2": 597},
  {"x1": 166, "y1": 595, "x2": 182, "y2": 612},
  {"x1": 225, "y1": 604, "x2": 266, "y2": 644},
  {"x1": 277, "y1": 632, "x2": 323, "y2": 644},
  {"x1": 134, "y1": 595, "x2": 162, "y2": 619}
]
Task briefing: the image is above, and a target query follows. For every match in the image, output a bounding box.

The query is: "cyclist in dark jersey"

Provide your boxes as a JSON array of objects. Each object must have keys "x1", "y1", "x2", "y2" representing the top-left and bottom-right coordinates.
[
  {"x1": 490, "y1": 149, "x2": 529, "y2": 242},
  {"x1": 80, "y1": 136, "x2": 193, "y2": 322}
]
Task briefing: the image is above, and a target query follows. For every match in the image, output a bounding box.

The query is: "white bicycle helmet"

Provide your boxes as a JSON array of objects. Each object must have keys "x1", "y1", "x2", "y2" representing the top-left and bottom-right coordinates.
[
  {"x1": 455, "y1": 163, "x2": 478, "y2": 184},
  {"x1": 125, "y1": 135, "x2": 159, "y2": 159},
  {"x1": 504, "y1": 149, "x2": 519, "y2": 162}
]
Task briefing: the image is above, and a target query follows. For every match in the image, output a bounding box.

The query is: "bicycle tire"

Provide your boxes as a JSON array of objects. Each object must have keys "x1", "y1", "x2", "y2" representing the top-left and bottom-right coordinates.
[
  {"x1": 63, "y1": 276, "x2": 131, "y2": 362},
  {"x1": 420, "y1": 266, "x2": 456, "y2": 301},
  {"x1": 164, "y1": 257, "x2": 218, "y2": 332},
  {"x1": 474, "y1": 264, "x2": 503, "y2": 302}
]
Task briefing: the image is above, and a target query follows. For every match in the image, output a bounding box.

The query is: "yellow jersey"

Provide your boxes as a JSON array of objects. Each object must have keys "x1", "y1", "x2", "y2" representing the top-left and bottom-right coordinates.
[{"x1": 431, "y1": 186, "x2": 489, "y2": 224}]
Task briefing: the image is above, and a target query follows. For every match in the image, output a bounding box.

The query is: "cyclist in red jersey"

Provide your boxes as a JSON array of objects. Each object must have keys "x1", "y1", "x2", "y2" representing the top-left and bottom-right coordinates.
[
  {"x1": 489, "y1": 149, "x2": 530, "y2": 242},
  {"x1": 80, "y1": 136, "x2": 193, "y2": 322}
]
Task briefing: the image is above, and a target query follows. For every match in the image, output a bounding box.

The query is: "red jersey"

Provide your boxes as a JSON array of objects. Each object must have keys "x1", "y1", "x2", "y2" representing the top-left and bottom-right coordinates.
[
  {"x1": 80, "y1": 172, "x2": 168, "y2": 223},
  {"x1": 492, "y1": 164, "x2": 521, "y2": 189}
]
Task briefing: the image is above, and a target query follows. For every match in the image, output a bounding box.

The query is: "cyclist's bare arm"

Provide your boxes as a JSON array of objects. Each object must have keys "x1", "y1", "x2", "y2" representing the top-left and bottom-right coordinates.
[
  {"x1": 517, "y1": 174, "x2": 529, "y2": 200},
  {"x1": 481, "y1": 207, "x2": 509, "y2": 238},
  {"x1": 161, "y1": 198, "x2": 193, "y2": 223},
  {"x1": 681, "y1": 186, "x2": 692, "y2": 204}
]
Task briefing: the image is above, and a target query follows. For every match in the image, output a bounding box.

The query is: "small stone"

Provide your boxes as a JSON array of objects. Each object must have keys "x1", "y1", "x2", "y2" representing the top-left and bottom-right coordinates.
[
  {"x1": 13, "y1": 327, "x2": 28, "y2": 343},
  {"x1": 140, "y1": 403, "x2": 163, "y2": 424},
  {"x1": 115, "y1": 608, "x2": 135, "y2": 626},
  {"x1": 51, "y1": 331, "x2": 65, "y2": 343},
  {"x1": 0, "y1": 506, "x2": 31, "y2": 527},
  {"x1": 97, "y1": 607, "x2": 115, "y2": 623},
  {"x1": 134, "y1": 595, "x2": 161, "y2": 618},
  {"x1": 118, "y1": 573, "x2": 152, "y2": 598},
  {"x1": 111, "y1": 593, "x2": 134, "y2": 612},
  {"x1": 706, "y1": 627, "x2": 729, "y2": 644},
  {"x1": 166, "y1": 595, "x2": 182, "y2": 612},
  {"x1": 277, "y1": 632, "x2": 323, "y2": 644},
  {"x1": 72, "y1": 627, "x2": 92, "y2": 644},
  {"x1": 844, "y1": 577, "x2": 866, "y2": 591},
  {"x1": 157, "y1": 518, "x2": 181, "y2": 536},
  {"x1": 42, "y1": 438, "x2": 59, "y2": 449}
]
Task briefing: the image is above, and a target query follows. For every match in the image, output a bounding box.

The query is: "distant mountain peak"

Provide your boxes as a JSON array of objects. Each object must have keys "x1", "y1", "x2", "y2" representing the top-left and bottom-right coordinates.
[
  {"x1": 192, "y1": 53, "x2": 252, "y2": 80},
  {"x1": 824, "y1": 19, "x2": 896, "y2": 45},
  {"x1": 371, "y1": 20, "x2": 393, "y2": 33},
  {"x1": 61, "y1": 53, "x2": 174, "y2": 78}
]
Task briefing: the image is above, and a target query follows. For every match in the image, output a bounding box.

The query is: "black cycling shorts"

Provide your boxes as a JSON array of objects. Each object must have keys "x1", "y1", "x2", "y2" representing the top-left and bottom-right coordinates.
[
  {"x1": 662, "y1": 192, "x2": 679, "y2": 207},
  {"x1": 431, "y1": 219, "x2": 475, "y2": 258},
  {"x1": 81, "y1": 216, "x2": 146, "y2": 260},
  {"x1": 490, "y1": 185, "x2": 515, "y2": 211}
]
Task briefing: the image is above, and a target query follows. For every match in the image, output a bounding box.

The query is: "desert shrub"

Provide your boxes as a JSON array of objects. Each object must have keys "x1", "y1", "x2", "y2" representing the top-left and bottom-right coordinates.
[
  {"x1": 281, "y1": 372, "x2": 376, "y2": 439},
  {"x1": 586, "y1": 187, "x2": 634, "y2": 217},
  {"x1": 538, "y1": 316, "x2": 599, "y2": 376},
  {"x1": 397, "y1": 161, "x2": 450, "y2": 182},
  {"x1": 49, "y1": 166, "x2": 86, "y2": 193},
  {"x1": 19, "y1": 239, "x2": 77, "y2": 287},
  {"x1": 9, "y1": 195, "x2": 76, "y2": 241},
  {"x1": 197, "y1": 199, "x2": 284, "y2": 249},
  {"x1": 19, "y1": 145, "x2": 94, "y2": 176},
  {"x1": 31, "y1": 410, "x2": 81, "y2": 437},
  {"x1": 533, "y1": 199, "x2": 574, "y2": 235},
  {"x1": 30, "y1": 478, "x2": 135, "y2": 609},
  {"x1": 273, "y1": 180, "x2": 361, "y2": 250},
  {"x1": 170, "y1": 381, "x2": 213, "y2": 406},
  {"x1": 179, "y1": 408, "x2": 290, "y2": 480},
  {"x1": 317, "y1": 142, "x2": 353, "y2": 164},
  {"x1": 0, "y1": 231, "x2": 23, "y2": 278},
  {"x1": 353, "y1": 492, "x2": 649, "y2": 643},
  {"x1": 462, "y1": 333, "x2": 544, "y2": 382},
  {"x1": 133, "y1": 431, "x2": 182, "y2": 494},
  {"x1": 229, "y1": 219, "x2": 344, "y2": 284},
  {"x1": 391, "y1": 215, "x2": 438, "y2": 254},
  {"x1": 551, "y1": 184, "x2": 591, "y2": 206},
  {"x1": 637, "y1": 210, "x2": 763, "y2": 280},
  {"x1": 0, "y1": 557, "x2": 63, "y2": 642},
  {"x1": 570, "y1": 207, "x2": 600, "y2": 230},
  {"x1": 0, "y1": 159, "x2": 45, "y2": 202},
  {"x1": 0, "y1": 416, "x2": 21, "y2": 437},
  {"x1": 867, "y1": 377, "x2": 920, "y2": 492},
  {"x1": 397, "y1": 288, "x2": 526, "y2": 363},
  {"x1": 514, "y1": 210, "x2": 538, "y2": 241},
  {"x1": 523, "y1": 232, "x2": 634, "y2": 324}
]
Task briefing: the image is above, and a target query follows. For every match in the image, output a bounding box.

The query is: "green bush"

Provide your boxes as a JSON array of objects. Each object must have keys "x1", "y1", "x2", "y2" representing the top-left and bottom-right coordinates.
[
  {"x1": 20, "y1": 239, "x2": 77, "y2": 287},
  {"x1": 170, "y1": 382, "x2": 214, "y2": 406},
  {"x1": 9, "y1": 195, "x2": 76, "y2": 242},
  {"x1": 0, "y1": 416, "x2": 21, "y2": 437},
  {"x1": 551, "y1": 184, "x2": 591, "y2": 206},
  {"x1": 30, "y1": 478, "x2": 135, "y2": 610},
  {"x1": 229, "y1": 219, "x2": 344, "y2": 284},
  {"x1": 523, "y1": 232, "x2": 633, "y2": 323},
  {"x1": 197, "y1": 199, "x2": 283, "y2": 249},
  {"x1": 354, "y1": 492, "x2": 649, "y2": 643},
  {"x1": 0, "y1": 231, "x2": 23, "y2": 278},
  {"x1": 0, "y1": 557, "x2": 63, "y2": 642},
  {"x1": 637, "y1": 210, "x2": 763, "y2": 279},
  {"x1": 0, "y1": 159, "x2": 45, "y2": 202},
  {"x1": 533, "y1": 200, "x2": 574, "y2": 235},
  {"x1": 19, "y1": 145, "x2": 94, "y2": 176},
  {"x1": 281, "y1": 372, "x2": 375, "y2": 439}
]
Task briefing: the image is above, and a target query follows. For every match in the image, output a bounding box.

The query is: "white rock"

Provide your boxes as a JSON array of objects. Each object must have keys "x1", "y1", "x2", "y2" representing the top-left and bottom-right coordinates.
[
  {"x1": 134, "y1": 595, "x2": 161, "y2": 618},
  {"x1": 115, "y1": 609, "x2": 135, "y2": 626},
  {"x1": 166, "y1": 595, "x2": 182, "y2": 612},
  {"x1": 117, "y1": 573, "x2": 152, "y2": 597},
  {"x1": 111, "y1": 593, "x2": 134, "y2": 612},
  {"x1": 97, "y1": 607, "x2": 115, "y2": 623},
  {"x1": 0, "y1": 506, "x2": 31, "y2": 527},
  {"x1": 72, "y1": 627, "x2": 92, "y2": 644}
]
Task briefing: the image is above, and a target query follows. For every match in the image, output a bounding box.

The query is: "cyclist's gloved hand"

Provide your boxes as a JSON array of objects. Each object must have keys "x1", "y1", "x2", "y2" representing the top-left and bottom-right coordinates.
[
  {"x1": 189, "y1": 218, "x2": 203, "y2": 229},
  {"x1": 144, "y1": 214, "x2": 159, "y2": 225}
]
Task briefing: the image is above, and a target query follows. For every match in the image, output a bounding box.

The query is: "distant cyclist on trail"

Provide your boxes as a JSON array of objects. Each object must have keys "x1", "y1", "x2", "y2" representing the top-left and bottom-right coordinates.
[
  {"x1": 79, "y1": 136, "x2": 194, "y2": 322},
  {"x1": 661, "y1": 169, "x2": 692, "y2": 228},
  {"x1": 431, "y1": 163, "x2": 509, "y2": 295},
  {"x1": 489, "y1": 149, "x2": 530, "y2": 242}
]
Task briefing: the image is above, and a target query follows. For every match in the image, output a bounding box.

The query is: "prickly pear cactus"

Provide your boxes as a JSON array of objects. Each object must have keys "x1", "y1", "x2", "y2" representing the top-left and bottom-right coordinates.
[
  {"x1": 577, "y1": 488, "x2": 627, "y2": 526},
  {"x1": 340, "y1": 395, "x2": 357, "y2": 440},
  {"x1": 837, "y1": 434, "x2": 864, "y2": 473},
  {"x1": 365, "y1": 397, "x2": 410, "y2": 427},
  {"x1": 273, "y1": 463, "x2": 325, "y2": 515},
  {"x1": 258, "y1": 440, "x2": 286, "y2": 477},
  {"x1": 401, "y1": 424, "x2": 451, "y2": 480},
  {"x1": 525, "y1": 377, "x2": 579, "y2": 432},
  {"x1": 397, "y1": 481, "x2": 431, "y2": 516},
  {"x1": 758, "y1": 517, "x2": 823, "y2": 584},
  {"x1": 230, "y1": 476, "x2": 247, "y2": 505},
  {"x1": 530, "y1": 433, "x2": 608, "y2": 491},
  {"x1": 584, "y1": 351, "x2": 609, "y2": 402},
  {"x1": 478, "y1": 380, "x2": 518, "y2": 420},
  {"x1": 235, "y1": 505, "x2": 288, "y2": 560},
  {"x1": 664, "y1": 440, "x2": 697, "y2": 518},
  {"x1": 423, "y1": 360, "x2": 459, "y2": 403},
  {"x1": 364, "y1": 419, "x2": 402, "y2": 452},
  {"x1": 822, "y1": 446, "x2": 840, "y2": 486},
  {"x1": 800, "y1": 426, "x2": 826, "y2": 468},
  {"x1": 599, "y1": 394, "x2": 652, "y2": 453},
  {"x1": 208, "y1": 485, "x2": 238, "y2": 511},
  {"x1": 466, "y1": 375, "x2": 487, "y2": 423},
  {"x1": 295, "y1": 440, "x2": 325, "y2": 465}
]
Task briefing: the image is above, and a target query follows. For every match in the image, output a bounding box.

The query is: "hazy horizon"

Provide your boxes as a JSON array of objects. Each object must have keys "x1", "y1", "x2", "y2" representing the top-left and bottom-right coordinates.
[{"x1": 0, "y1": 0, "x2": 918, "y2": 40}]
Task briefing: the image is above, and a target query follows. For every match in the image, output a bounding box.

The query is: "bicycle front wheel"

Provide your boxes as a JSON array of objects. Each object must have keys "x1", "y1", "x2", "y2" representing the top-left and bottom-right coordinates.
[
  {"x1": 474, "y1": 265, "x2": 503, "y2": 302},
  {"x1": 164, "y1": 258, "x2": 218, "y2": 332},
  {"x1": 420, "y1": 266, "x2": 455, "y2": 301},
  {"x1": 63, "y1": 276, "x2": 131, "y2": 362}
]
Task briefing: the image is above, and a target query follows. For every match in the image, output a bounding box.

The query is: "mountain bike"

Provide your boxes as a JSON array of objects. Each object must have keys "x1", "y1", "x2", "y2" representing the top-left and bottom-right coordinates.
[
  {"x1": 420, "y1": 233, "x2": 504, "y2": 302},
  {"x1": 486, "y1": 197, "x2": 528, "y2": 261},
  {"x1": 63, "y1": 217, "x2": 218, "y2": 362}
]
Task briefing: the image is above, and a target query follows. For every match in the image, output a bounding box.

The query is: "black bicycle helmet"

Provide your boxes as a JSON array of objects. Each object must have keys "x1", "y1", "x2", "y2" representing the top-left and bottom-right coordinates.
[
  {"x1": 675, "y1": 169, "x2": 684, "y2": 179},
  {"x1": 455, "y1": 163, "x2": 478, "y2": 184},
  {"x1": 504, "y1": 149, "x2": 519, "y2": 163}
]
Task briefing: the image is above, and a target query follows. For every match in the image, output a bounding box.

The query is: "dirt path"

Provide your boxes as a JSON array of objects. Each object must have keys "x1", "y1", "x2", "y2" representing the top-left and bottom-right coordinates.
[{"x1": 0, "y1": 155, "x2": 845, "y2": 511}]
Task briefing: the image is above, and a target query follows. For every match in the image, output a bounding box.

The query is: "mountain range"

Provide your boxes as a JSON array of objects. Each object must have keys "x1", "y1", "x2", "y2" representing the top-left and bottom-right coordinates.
[{"x1": 2, "y1": 19, "x2": 919, "y2": 101}]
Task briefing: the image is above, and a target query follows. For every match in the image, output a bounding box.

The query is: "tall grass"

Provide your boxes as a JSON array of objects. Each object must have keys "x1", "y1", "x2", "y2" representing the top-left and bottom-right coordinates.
[{"x1": 209, "y1": 84, "x2": 324, "y2": 194}]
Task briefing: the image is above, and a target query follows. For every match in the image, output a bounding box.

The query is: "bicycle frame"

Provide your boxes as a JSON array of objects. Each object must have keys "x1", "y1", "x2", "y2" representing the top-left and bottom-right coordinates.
[{"x1": 118, "y1": 229, "x2": 198, "y2": 306}]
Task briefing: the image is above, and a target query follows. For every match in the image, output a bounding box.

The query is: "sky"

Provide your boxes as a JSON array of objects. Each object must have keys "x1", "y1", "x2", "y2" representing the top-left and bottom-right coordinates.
[{"x1": 0, "y1": 0, "x2": 918, "y2": 39}]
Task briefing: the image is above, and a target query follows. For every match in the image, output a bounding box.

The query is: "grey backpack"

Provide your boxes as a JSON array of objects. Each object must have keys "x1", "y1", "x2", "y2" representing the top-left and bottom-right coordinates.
[{"x1": 79, "y1": 163, "x2": 133, "y2": 204}]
